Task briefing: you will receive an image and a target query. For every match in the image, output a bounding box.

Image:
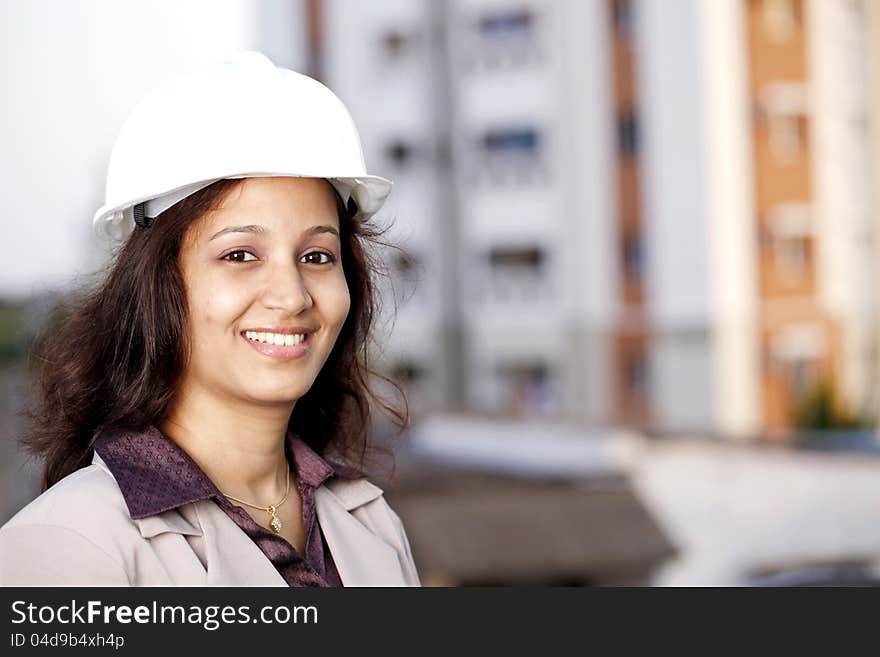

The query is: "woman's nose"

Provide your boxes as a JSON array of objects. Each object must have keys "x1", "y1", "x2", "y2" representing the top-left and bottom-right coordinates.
[{"x1": 261, "y1": 263, "x2": 313, "y2": 312}]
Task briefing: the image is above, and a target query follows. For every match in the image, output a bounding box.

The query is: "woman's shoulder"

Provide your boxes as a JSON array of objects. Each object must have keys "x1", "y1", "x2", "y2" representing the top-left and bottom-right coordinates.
[
  {"x1": 1, "y1": 459, "x2": 129, "y2": 533},
  {"x1": 321, "y1": 471, "x2": 384, "y2": 508},
  {"x1": 0, "y1": 460, "x2": 135, "y2": 585},
  {"x1": 0, "y1": 457, "x2": 136, "y2": 557}
]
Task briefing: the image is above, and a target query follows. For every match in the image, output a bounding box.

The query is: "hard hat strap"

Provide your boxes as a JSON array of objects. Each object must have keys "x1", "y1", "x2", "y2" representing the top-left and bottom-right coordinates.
[{"x1": 133, "y1": 203, "x2": 154, "y2": 229}]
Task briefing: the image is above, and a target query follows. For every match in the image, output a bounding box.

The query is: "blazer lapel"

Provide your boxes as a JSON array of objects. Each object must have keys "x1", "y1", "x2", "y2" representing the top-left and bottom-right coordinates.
[
  {"x1": 315, "y1": 482, "x2": 408, "y2": 587},
  {"x1": 192, "y1": 500, "x2": 288, "y2": 586},
  {"x1": 129, "y1": 500, "x2": 287, "y2": 586},
  {"x1": 95, "y1": 450, "x2": 284, "y2": 586}
]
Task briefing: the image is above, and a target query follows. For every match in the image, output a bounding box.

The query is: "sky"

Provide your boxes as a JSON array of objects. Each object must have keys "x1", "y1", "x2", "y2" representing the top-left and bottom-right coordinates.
[{"x1": 0, "y1": 0, "x2": 302, "y2": 299}]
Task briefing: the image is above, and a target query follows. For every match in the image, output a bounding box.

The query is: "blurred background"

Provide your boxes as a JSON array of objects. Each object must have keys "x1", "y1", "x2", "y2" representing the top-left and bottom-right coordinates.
[{"x1": 3, "y1": 0, "x2": 880, "y2": 586}]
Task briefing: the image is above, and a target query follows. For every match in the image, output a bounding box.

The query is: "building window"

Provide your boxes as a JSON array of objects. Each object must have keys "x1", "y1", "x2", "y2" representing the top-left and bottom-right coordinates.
[
  {"x1": 786, "y1": 357, "x2": 818, "y2": 401},
  {"x1": 379, "y1": 28, "x2": 420, "y2": 60},
  {"x1": 773, "y1": 235, "x2": 808, "y2": 282},
  {"x1": 618, "y1": 112, "x2": 639, "y2": 156},
  {"x1": 476, "y1": 126, "x2": 546, "y2": 186},
  {"x1": 767, "y1": 114, "x2": 806, "y2": 165},
  {"x1": 486, "y1": 246, "x2": 547, "y2": 303},
  {"x1": 478, "y1": 8, "x2": 534, "y2": 39},
  {"x1": 629, "y1": 351, "x2": 649, "y2": 401},
  {"x1": 498, "y1": 360, "x2": 555, "y2": 418},
  {"x1": 622, "y1": 232, "x2": 643, "y2": 282},
  {"x1": 758, "y1": 83, "x2": 808, "y2": 165},
  {"x1": 769, "y1": 325, "x2": 826, "y2": 401},
  {"x1": 484, "y1": 127, "x2": 539, "y2": 155},
  {"x1": 385, "y1": 139, "x2": 416, "y2": 169},
  {"x1": 390, "y1": 359, "x2": 428, "y2": 414},
  {"x1": 612, "y1": 0, "x2": 634, "y2": 38},
  {"x1": 391, "y1": 360, "x2": 425, "y2": 386},
  {"x1": 766, "y1": 203, "x2": 811, "y2": 284},
  {"x1": 489, "y1": 246, "x2": 543, "y2": 269},
  {"x1": 390, "y1": 250, "x2": 422, "y2": 305},
  {"x1": 392, "y1": 250, "x2": 419, "y2": 277},
  {"x1": 467, "y1": 7, "x2": 542, "y2": 70},
  {"x1": 762, "y1": 0, "x2": 800, "y2": 42}
]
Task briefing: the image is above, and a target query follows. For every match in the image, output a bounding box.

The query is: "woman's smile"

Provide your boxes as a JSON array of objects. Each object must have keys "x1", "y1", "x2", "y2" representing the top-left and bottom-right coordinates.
[{"x1": 241, "y1": 328, "x2": 314, "y2": 361}]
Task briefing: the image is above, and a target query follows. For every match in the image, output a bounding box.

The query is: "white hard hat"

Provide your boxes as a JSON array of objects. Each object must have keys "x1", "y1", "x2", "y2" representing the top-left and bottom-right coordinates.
[{"x1": 93, "y1": 51, "x2": 392, "y2": 241}]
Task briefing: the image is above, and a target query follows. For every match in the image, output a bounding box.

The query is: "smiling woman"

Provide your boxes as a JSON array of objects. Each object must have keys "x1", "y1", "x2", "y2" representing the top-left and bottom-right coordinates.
[
  {"x1": 0, "y1": 53, "x2": 420, "y2": 587},
  {"x1": 175, "y1": 177, "x2": 350, "y2": 408}
]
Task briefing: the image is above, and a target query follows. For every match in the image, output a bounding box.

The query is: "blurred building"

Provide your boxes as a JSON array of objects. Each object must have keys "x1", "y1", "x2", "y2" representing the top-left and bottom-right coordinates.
[
  {"x1": 320, "y1": 0, "x2": 879, "y2": 440},
  {"x1": 604, "y1": 0, "x2": 875, "y2": 438},
  {"x1": 320, "y1": 0, "x2": 454, "y2": 418},
  {"x1": 321, "y1": 0, "x2": 623, "y2": 426},
  {"x1": 870, "y1": 0, "x2": 880, "y2": 430},
  {"x1": 746, "y1": 0, "x2": 875, "y2": 435}
]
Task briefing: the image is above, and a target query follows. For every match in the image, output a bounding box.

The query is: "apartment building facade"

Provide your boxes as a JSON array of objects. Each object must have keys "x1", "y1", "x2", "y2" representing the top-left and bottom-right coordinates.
[{"x1": 319, "y1": 0, "x2": 878, "y2": 438}]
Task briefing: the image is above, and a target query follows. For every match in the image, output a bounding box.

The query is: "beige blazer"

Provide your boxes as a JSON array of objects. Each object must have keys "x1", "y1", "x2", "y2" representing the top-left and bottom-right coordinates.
[{"x1": 0, "y1": 452, "x2": 421, "y2": 587}]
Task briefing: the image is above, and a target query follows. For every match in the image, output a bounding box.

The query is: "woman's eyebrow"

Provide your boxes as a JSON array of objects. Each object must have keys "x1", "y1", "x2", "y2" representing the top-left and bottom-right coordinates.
[
  {"x1": 305, "y1": 225, "x2": 340, "y2": 239},
  {"x1": 208, "y1": 224, "x2": 339, "y2": 241},
  {"x1": 209, "y1": 224, "x2": 266, "y2": 241}
]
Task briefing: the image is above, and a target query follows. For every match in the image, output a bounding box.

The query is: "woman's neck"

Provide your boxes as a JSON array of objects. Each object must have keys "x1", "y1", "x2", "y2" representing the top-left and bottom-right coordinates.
[{"x1": 158, "y1": 384, "x2": 295, "y2": 504}]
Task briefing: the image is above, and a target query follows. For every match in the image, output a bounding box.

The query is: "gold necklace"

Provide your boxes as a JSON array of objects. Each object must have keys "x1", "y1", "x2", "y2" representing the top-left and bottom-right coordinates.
[{"x1": 220, "y1": 468, "x2": 291, "y2": 534}]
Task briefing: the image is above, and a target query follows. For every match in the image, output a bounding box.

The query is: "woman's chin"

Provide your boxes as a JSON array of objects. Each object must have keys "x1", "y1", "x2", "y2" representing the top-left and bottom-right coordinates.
[{"x1": 245, "y1": 385, "x2": 309, "y2": 405}]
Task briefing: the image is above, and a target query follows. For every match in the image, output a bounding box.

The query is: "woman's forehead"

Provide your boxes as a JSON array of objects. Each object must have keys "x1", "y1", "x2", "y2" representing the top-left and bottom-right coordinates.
[
  {"x1": 186, "y1": 177, "x2": 339, "y2": 245},
  {"x1": 218, "y1": 177, "x2": 337, "y2": 211}
]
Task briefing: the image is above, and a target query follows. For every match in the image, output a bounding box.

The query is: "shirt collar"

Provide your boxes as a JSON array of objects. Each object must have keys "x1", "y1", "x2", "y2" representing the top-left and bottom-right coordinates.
[
  {"x1": 94, "y1": 423, "x2": 358, "y2": 520},
  {"x1": 288, "y1": 431, "x2": 335, "y2": 488}
]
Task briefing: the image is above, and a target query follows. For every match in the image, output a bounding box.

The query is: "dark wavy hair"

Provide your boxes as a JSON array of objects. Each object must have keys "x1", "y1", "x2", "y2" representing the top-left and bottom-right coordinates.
[{"x1": 20, "y1": 178, "x2": 409, "y2": 490}]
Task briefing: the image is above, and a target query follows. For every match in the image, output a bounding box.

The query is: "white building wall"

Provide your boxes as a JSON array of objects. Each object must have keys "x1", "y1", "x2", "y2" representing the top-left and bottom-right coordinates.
[
  {"x1": 450, "y1": 0, "x2": 563, "y2": 417},
  {"x1": 638, "y1": 0, "x2": 711, "y2": 327},
  {"x1": 701, "y1": 0, "x2": 761, "y2": 438},
  {"x1": 651, "y1": 330, "x2": 714, "y2": 433},
  {"x1": 450, "y1": 0, "x2": 615, "y2": 422},
  {"x1": 322, "y1": 0, "x2": 448, "y2": 412},
  {"x1": 869, "y1": 0, "x2": 880, "y2": 426},
  {"x1": 808, "y1": 0, "x2": 876, "y2": 416},
  {"x1": 257, "y1": 0, "x2": 309, "y2": 70},
  {"x1": 637, "y1": 0, "x2": 713, "y2": 431},
  {"x1": 558, "y1": 0, "x2": 617, "y2": 423}
]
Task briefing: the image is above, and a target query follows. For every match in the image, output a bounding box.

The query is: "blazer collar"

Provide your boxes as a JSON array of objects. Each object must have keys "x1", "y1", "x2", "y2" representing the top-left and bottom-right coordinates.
[
  {"x1": 315, "y1": 481, "x2": 409, "y2": 586},
  {"x1": 93, "y1": 451, "x2": 404, "y2": 586},
  {"x1": 92, "y1": 451, "x2": 204, "y2": 538},
  {"x1": 194, "y1": 480, "x2": 392, "y2": 587},
  {"x1": 92, "y1": 424, "x2": 344, "y2": 520},
  {"x1": 323, "y1": 476, "x2": 384, "y2": 510}
]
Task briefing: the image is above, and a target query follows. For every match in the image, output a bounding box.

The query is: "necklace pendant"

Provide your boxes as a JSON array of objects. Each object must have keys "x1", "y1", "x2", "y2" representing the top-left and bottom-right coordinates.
[{"x1": 268, "y1": 505, "x2": 282, "y2": 534}]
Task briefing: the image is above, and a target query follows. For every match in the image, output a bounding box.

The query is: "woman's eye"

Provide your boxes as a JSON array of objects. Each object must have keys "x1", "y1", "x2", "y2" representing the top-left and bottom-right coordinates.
[
  {"x1": 222, "y1": 250, "x2": 258, "y2": 263},
  {"x1": 301, "y1": 251, "x2": 336, "y2": 265}
]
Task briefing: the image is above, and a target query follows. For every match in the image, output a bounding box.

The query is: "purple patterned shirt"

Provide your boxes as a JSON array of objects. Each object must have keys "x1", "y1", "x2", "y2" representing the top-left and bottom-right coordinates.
[{"x1": 93, "y1": 424, "x2": 362, "y2": 587}]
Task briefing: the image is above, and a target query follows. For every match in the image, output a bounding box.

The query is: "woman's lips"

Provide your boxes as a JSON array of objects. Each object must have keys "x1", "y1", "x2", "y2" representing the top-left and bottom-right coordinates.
[{"x1": 241, "y1": 332, "x2": 311, "y2": 361}]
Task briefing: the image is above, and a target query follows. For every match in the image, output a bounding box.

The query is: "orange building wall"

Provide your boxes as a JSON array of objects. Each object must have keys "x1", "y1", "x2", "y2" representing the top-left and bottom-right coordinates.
[
  {"x1": 611, "y1": 0, "x2": 650, "y2": 427},
  {"x1": 745, "y1": 0, "x2": 839, "y2": 435}
]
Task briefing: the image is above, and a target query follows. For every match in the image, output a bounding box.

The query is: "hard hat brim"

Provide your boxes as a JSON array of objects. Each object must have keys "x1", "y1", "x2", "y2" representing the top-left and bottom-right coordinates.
[{"x1": 92, "y1": 173, "x2": 392, "y2": 242}]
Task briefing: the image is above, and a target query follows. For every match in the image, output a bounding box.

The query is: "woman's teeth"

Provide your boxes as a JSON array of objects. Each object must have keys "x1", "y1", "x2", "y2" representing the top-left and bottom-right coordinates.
[{"x1": 244, "y1": 331, "x2": 307, "y2": 346}]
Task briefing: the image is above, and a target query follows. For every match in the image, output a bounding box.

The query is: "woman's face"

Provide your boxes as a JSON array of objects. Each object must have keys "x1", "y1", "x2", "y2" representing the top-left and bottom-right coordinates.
[{"x1": 177, "y1": 176, "x2": 350, "y2": 408}]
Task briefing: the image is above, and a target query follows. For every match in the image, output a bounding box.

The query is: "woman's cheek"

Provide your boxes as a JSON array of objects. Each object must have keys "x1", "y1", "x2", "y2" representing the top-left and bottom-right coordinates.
[
  {"x1": 328, "y1": 278, "x2": 351, "y2": 326},
  {"x1": 192, "y1": 276, "x2": 247, "y2": 329}
]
